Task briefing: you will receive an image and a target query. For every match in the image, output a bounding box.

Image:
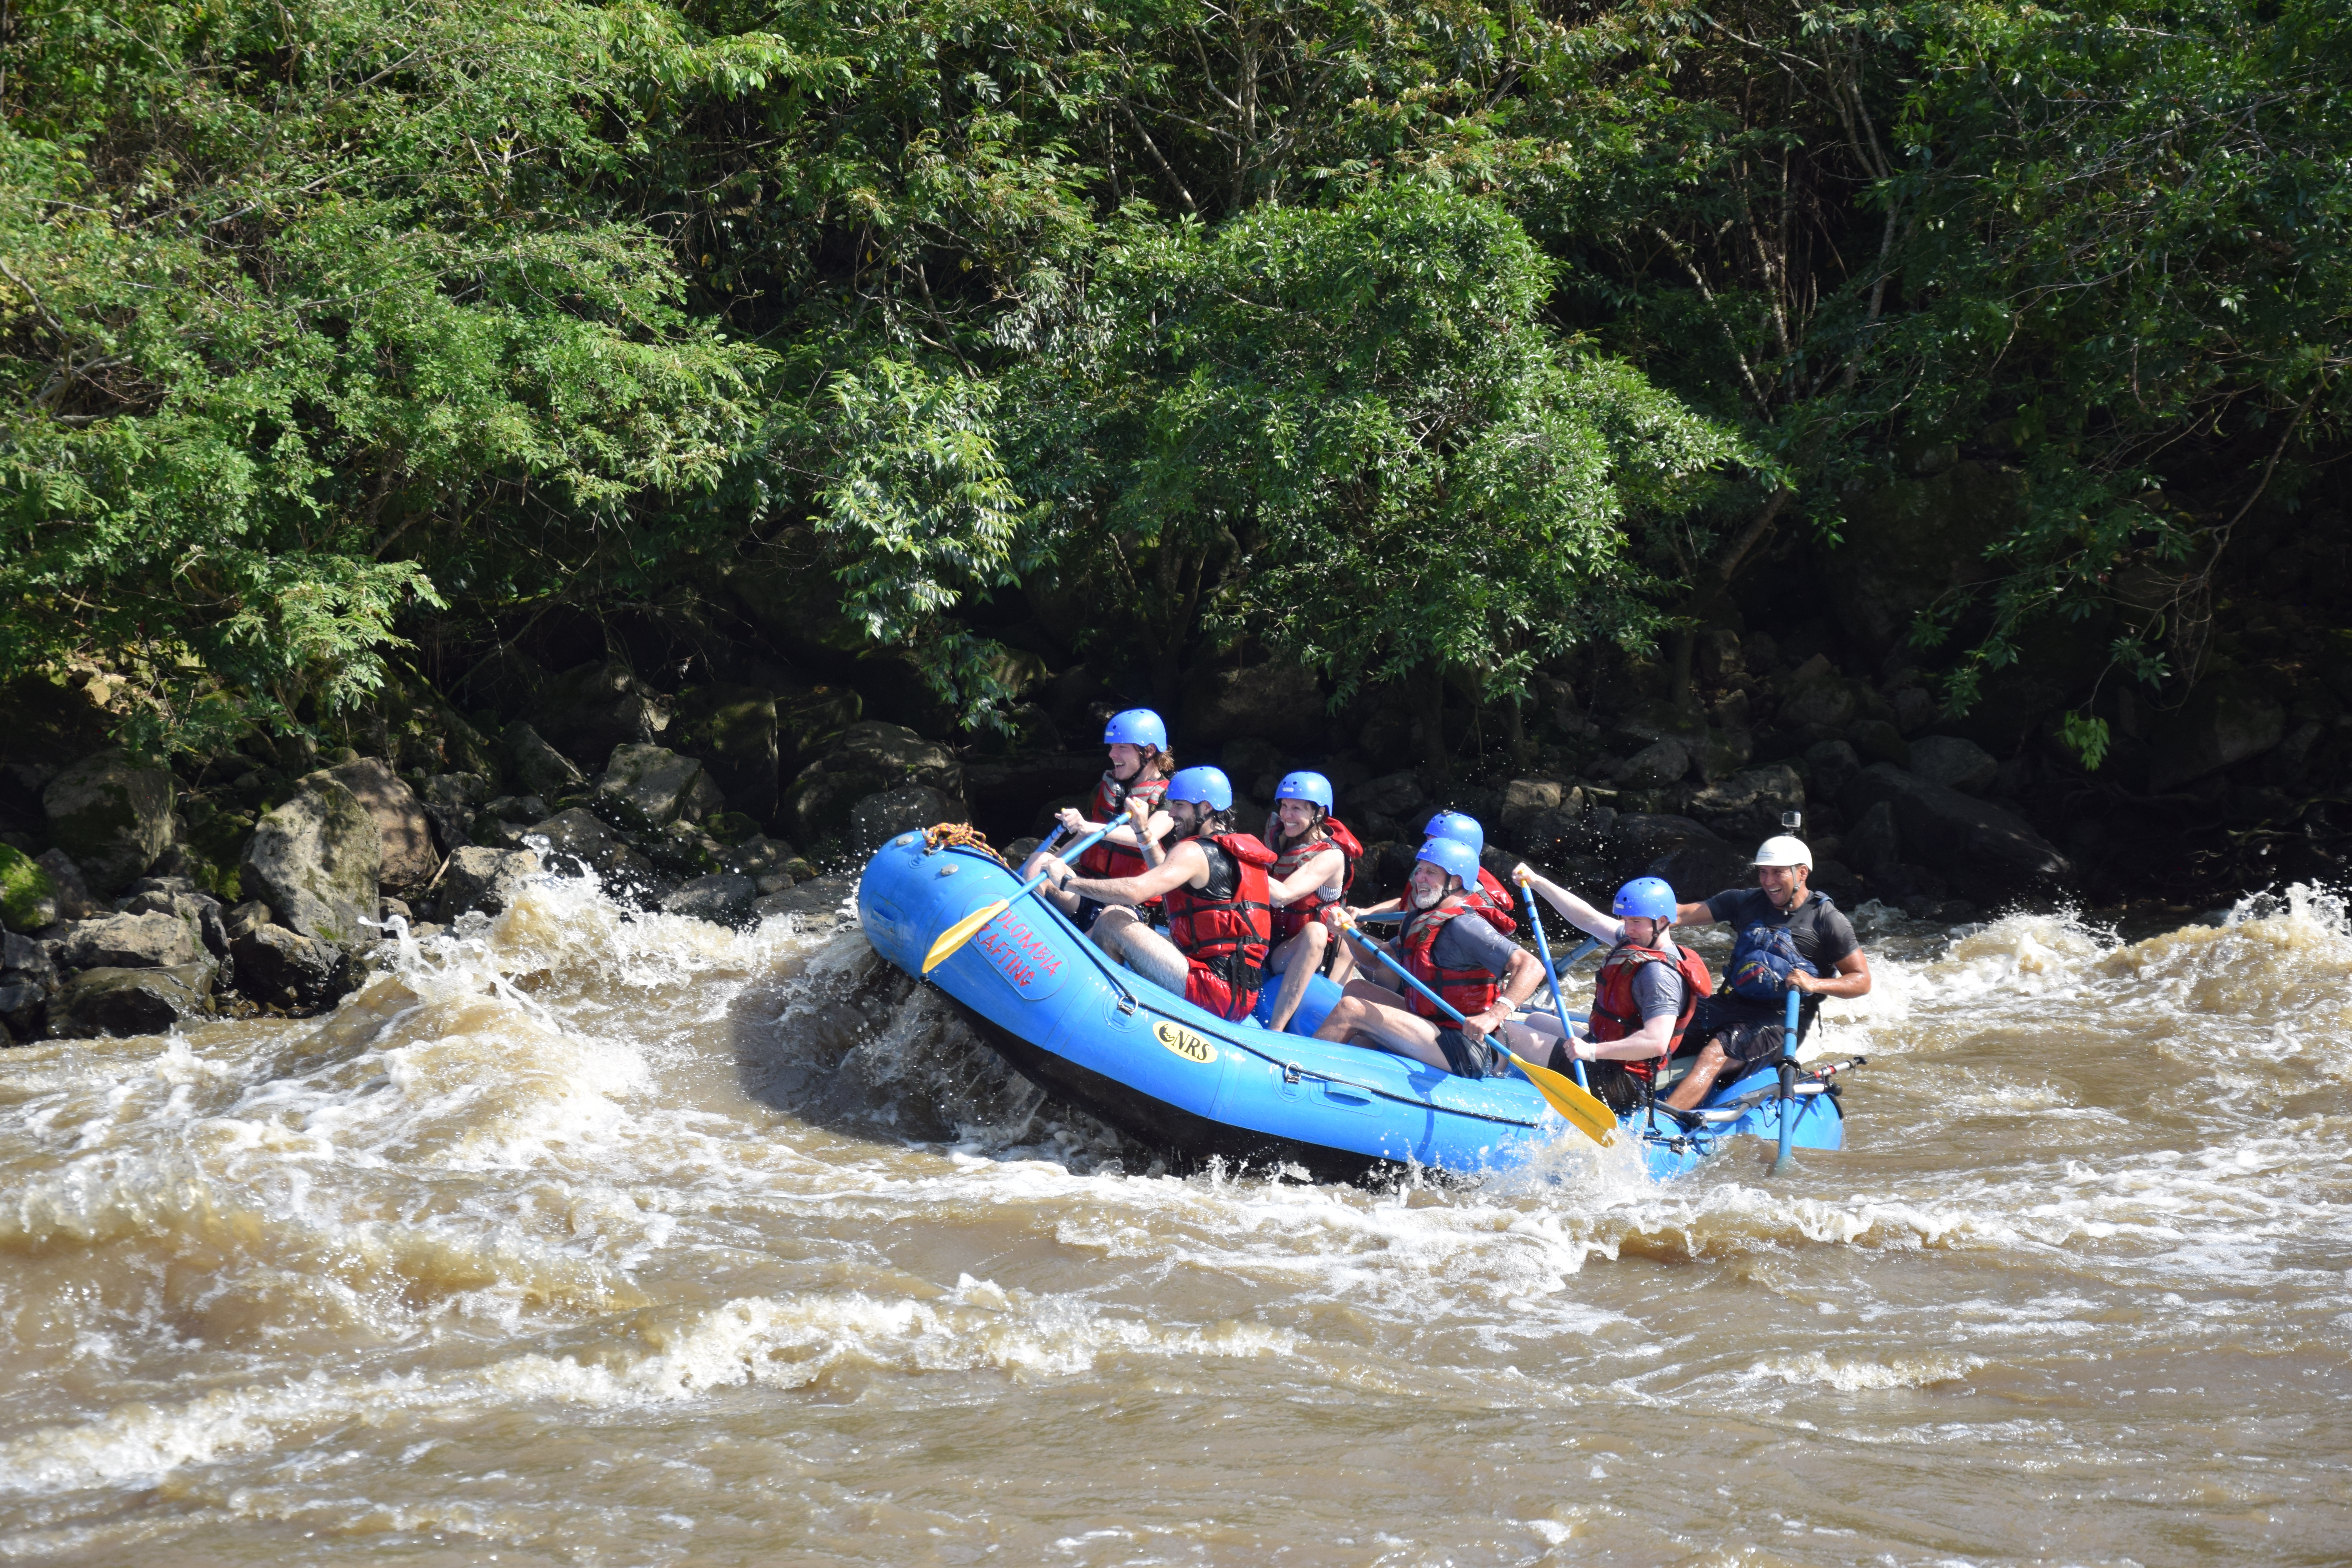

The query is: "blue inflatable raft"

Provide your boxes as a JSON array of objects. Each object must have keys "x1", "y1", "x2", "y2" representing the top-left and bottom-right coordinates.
[{"x1": 857, "y1": 832, "x2": 1846, "y2": 1182}]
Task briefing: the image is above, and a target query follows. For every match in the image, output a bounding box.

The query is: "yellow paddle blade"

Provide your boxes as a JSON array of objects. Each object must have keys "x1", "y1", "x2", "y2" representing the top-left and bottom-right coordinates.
[
  {"x1": 1507, "y1": 1049, "x2": 1618, "y2": 1147},
  {"x1": 922, "y1": 897, "x2": 1010, "y2": 973}
]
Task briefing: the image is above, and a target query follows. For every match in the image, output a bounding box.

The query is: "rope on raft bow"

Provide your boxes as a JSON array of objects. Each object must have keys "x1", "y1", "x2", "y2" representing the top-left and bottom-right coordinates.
[{"x1": 921, "y1": 822, "x2": 1010, "y2": 867}]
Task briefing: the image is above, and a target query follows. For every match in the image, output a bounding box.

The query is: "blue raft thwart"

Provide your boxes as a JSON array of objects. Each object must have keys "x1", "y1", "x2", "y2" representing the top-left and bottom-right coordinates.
[{"x1": 857, "y1": 832, "x2": 1846, "y2": 1182}]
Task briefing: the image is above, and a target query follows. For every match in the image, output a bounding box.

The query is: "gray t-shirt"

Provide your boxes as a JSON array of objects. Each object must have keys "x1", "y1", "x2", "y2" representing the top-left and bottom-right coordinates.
[
  {"x1": 1426, "y1": 907, "x2": 1521, "y2": 976},
  {"x1": 1623, "y1": 956, "x2": 1683, "y2": 1022}
]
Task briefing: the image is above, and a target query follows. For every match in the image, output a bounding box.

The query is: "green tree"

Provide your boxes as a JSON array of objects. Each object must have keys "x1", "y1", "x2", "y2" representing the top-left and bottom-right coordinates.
[
  {"x1": 0, "y1": 0, "x2": 781, "y2": 747},
  {"x1": 1002, "y1": 187, "x2": 1754, "y2": 755}
]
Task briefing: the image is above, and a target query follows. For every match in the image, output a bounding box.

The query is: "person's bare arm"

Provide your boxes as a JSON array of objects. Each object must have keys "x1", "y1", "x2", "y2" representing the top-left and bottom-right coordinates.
[
  {"x1": 1512, "y1": 864, "x2": 1622, "y2": 946},
  {"x1": 1461, "y1": 949, "x2": 1545, "y2": 1039},
  {"x1": 1673, "y1": 899, "x2": 1719, "y2": 926},
  {"x1": 1054, "y1": 840, "x2": 1205, "y2": 905},
  {"x1": 1267, "y1": 846, "x2": 1344, "y2": 906},
  {"x1": 1791, "y1": 948, "x2": 1871, "y2": 1000}
]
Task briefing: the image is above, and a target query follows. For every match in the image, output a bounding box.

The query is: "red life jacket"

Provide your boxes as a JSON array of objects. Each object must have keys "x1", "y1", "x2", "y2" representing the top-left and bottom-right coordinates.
[
  {"x1": 1463, "y1": 866, "x2": 1519, "y2": 935},
  {"x1": 1161, "y1": 833, "x2": 1278, "y2": 995},
  {"x1": 1076, "y1": 770, "x2": 1169, "y2": 882},
  {"x1": 1397, "y1": 894, "x2": 1502, "y2": 1024},
  {"x1": 1267, "y1": 817, "x2": 1365, "y2": 942},
  {"x1": 1589, "y1": 939, "x2": 1714, "y2": 1084}
]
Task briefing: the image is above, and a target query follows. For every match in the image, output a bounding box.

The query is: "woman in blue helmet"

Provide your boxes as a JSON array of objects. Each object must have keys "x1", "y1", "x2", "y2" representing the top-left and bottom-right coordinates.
[
  {"x1": 1258, "y1": 770, "x2": 1365, "y2": 1031},
  {"x1": 1514, "y1": 865, "x2": 1714, "y2": 1112},
  {"x1": 1033, "y1": 766, "x2": 1280, "y2": 1021},
  {"x1": 1026, "y1": 708, "x2": 1176, "y2": 932}
]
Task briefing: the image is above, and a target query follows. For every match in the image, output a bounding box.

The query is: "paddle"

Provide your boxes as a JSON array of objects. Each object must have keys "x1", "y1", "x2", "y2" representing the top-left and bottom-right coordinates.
[
  {"x1": 1330, "y1": 911, "x2": 1617, "y2": 1147},
  {"x1": 1770, "y1": 982, "x2": 1801, "y2": 1174},
  {"x1": 922, "y1": 827, "x2": 1111, "y2": 974},
  {"x1": 1512, "y1": 870, "x2": 1593, "y2": 1091}
]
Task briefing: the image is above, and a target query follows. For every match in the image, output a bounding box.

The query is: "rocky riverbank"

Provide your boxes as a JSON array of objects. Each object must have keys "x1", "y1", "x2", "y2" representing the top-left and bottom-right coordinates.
[{"x1": 2, "y1": 590, "x2": 2344, "y2": 1044}]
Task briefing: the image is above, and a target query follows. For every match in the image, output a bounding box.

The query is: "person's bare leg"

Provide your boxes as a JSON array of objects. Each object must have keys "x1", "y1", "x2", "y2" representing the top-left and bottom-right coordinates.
[
  {"x1": 1338, "y1": 976, "x2": 1407, "y2": 1010},
  {"x1": 1662, "y1": 1037, "x2": 1734, "y2": 1111},
  {"x1": 1325, "y1": 937, "x2": 1359, "y2": 986},
  {"x1": 1097, "y1": 915, "x2": 1192, "y2": 996},
  {"x1": 1089, "y1": 903, "x2": 1143, "y2": 958},
  {"x1": 1312, "y1": 995, "x2": 1450, "y2": 1071},
  {"x1": 1265, "y1": 924, "x2": 1329, "y2": 1031}
]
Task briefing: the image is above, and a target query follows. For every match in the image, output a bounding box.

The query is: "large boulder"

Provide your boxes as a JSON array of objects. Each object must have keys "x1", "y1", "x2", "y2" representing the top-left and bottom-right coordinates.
[
  {"x1": 504, "y1": 722, "x2": 587, "y2": 802},
  {"x1": 0, "y1": 844, "x2": 59, "y2": 932},
  {"x1": 529, "y1": 660, "x2": 669, "y2": 769},
  {"x1": 525, "y1": 808, "x2": 654, "y2": 888},
  {"x1": 436, "y1": 846, "x2": 541, "y2": 920},
  {"x1": 420, "y1": 772, "x2": 489, "y2": 857},
  {"x1": 1846, "y1": 800, "x2": 1901, "y2": 871},
  {"x1": 1181, "y1": 661, "x2": 1328, "y2": 746},
  {"x1": 229, "y1": 922, "x2": 356, "y2": 1011},
  {"x1": 1840, "y1": 762, "x2": 2072, "y2": 900},
  {"x1": 1617, "y1": 739, "x2": 1690, "y2": 789},
  {"x1": 329, "y1": 757, "x2": 438, "y2": 893},
  {"x1": 58, "y1": 911, "x2": 203, "y2": 971},
  {"x1": 34, "y1": 850, "x2": 98, "y2": 920},
  {"x1": 783, "y1": 721, "x2": 966, "y2": 846},
  {"x1": 1, "y1": 929, "x2": 58, "y2": 1040},
  {"x1": 1804, "y1": 740, "x2": 1861, "y2": 804},
  {"x1": 1342, "y1": 771, "x2": 1426, "y2": 829},
  {"x1": 52, "y1": 962, "x2": 214, "y2": 1038},
  {"x1": 1907, "y1": 735, "x2": 1999, "y2": 796},
  {"x1": 850, "y1": 786, "x2": 950, "y2": 855},
  {"x1": 2147, "y1": 674, "x2": 2288, "y2": 794},
  {"x1": 42, "y1": 751, "x2": 175, "y2": 895},
  {"x1": 595, "y1": 744, "x2": 725, "y2": 833},
  {"x1": 669, "y1": 685, "x2": 781, "y2": 824},
  {"x1": 240, "y1": 774, "x2": 383, "y2": 947}
]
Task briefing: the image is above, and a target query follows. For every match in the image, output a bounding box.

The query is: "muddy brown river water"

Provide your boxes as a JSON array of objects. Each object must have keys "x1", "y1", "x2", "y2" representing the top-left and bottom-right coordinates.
[{"x1": 3, "y1": 873, "x2": 2349, "y2": 1566}]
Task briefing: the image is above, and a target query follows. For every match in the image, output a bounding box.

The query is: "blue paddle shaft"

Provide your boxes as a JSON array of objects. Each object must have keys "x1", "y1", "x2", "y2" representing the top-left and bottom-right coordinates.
[
  {"x1": 1773, "y1": 981, "x2": 1801, "y2": 1172},
  {"x1": 1516, "y1": 881, "x2": 1591, "y2": 1090},
  {"x1": 1018, "y1": 827, "x2": 1110, "y2": 900}
]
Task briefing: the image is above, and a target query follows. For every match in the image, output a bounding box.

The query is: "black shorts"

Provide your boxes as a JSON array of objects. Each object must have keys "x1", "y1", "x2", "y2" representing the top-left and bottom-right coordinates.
[
  {"x1": 1433, "y1": 1027, "x2": 1508, "y2": 1080},
  {"x1": 1686, "y1": 995, "x2": 1794, "y2": 1069},
  {"x1": 1072, "y1": 897, "x2": 1108, "y2": 933}
]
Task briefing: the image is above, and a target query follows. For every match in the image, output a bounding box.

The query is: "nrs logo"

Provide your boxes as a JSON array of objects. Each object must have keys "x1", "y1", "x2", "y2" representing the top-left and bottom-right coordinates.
[{"x1": 1153, "y1": 1022, "x2": 1216, "y2": 1065}]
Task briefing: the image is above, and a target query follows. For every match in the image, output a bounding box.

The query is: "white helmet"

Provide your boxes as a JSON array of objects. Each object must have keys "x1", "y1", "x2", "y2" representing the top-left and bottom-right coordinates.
[{"x1": 1753, "y1": 835, "x2": 1812, "y2": 868}]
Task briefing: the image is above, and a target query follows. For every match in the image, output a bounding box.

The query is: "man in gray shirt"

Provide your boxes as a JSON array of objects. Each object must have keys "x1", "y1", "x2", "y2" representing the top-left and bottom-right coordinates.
[
  {"x1": 1663, "y1": 832, "x2": 1871, "y2": 1111},
  {"x1": 1315, "y1": 838, "x2": 1545, "y2": 1077}
]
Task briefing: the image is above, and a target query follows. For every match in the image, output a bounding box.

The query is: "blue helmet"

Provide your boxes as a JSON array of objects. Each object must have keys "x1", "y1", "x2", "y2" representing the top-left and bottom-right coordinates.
[
  {"x1": 1425, "y1": 810, "x2": 1485, "y2": 855},
  {"x1": 1273, "y1": 770, "x2": 1334, "y2": 811},
  {"x1": 1612, "y1": 876, "x2": 1677, "y2": 922},
  {"x1": 1414, "y1": 836, "x2": 1481, "y2": 886},
  {"x1": 1166, "y1": 766, "x2": 1234, "y2": 811},
  {"x1": 1102, "y1": 708, "x2": 1168, "y2": 750}
]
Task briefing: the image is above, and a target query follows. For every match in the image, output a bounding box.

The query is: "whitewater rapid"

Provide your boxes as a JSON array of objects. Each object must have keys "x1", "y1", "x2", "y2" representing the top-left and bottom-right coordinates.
[{"x1": 2, "y1": 871, "x2": 2348, "y2": 1564}]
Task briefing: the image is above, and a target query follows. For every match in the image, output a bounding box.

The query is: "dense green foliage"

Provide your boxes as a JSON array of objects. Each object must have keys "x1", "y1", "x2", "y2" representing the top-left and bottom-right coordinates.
[{"x1": 5, "y1": 0, "x2": 2346, "y2": 759}]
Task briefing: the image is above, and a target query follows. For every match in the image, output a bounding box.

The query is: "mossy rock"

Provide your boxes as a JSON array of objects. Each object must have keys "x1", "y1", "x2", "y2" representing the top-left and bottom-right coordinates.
[
  {"x1": 41, "y1": 750, "x2": 176, "y2": 895},
  {"x1": 0, "y1": 844, "x2": 60, "y2": 932}
]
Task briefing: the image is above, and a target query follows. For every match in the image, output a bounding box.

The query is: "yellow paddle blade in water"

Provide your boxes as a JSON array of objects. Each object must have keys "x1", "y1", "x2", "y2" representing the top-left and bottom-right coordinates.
[
  {"x1": 1507, "y1": 1049, "x2": 1619, "y2": 1147},
  {"x1": 922, "y1": 897, "x2": 1011, "y2": 973}
]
